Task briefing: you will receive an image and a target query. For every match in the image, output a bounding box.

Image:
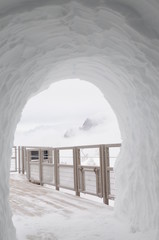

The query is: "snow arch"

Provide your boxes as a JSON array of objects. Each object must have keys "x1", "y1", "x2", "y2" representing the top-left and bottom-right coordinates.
[{"x1": 0, "y1": 0, "x2": 159, "y2": 239}]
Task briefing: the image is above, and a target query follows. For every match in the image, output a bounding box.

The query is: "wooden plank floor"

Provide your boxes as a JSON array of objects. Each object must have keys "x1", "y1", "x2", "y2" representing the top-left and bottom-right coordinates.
[{"x1": 9, "y1": 173, "x2": 133, "y2": 240}]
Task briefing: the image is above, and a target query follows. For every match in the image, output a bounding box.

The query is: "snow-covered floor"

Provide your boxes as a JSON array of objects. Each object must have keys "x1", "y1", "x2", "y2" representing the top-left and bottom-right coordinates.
[{"x1": 10, "y1": 174, "x2": 153, "y2": 240}]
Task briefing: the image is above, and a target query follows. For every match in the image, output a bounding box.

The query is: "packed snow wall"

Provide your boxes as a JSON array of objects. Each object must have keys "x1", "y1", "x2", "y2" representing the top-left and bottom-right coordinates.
[{"x1": 0, "y1": 0, "x2": 159, "y2": 239}]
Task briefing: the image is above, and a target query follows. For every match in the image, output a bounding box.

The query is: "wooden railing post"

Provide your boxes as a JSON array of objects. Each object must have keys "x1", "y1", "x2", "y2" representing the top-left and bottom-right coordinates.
[
  {"x1": 100, "y1": 145, "x2": 109, "y2": 205},
  {"x1": 26, "y1": 150, "x2": 30, "y2": 181},
  {"x1": 73, "y1": 147, "x2": 80, "y2": 196},
  {"x1": 39, "y1": 149, "x2": 43, "y2": 186},
  {"x1": 54, "y1": 149, "x2": 59, "y2": 191},
  {"x1": 14, "y1": 147, "x2": 17, "y2": 172},
  {"x1": 105, "y1": 146, "x2": 110, "y2": 201},
  {"x1": 22, "y1": 146, "x2": 25, "y2": 174},
  {"x1": 18, "y1": 146, "x2": 21, "y2": 173}
]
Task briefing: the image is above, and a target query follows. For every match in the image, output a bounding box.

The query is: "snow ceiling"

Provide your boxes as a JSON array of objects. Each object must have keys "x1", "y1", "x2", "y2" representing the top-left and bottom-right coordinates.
[{"x1": 0, "y1": 0, "x2": 159, "y2": 239}]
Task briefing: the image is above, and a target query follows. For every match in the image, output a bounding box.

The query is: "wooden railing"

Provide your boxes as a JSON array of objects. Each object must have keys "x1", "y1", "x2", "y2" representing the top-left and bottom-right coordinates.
[{"x1": 11, "y1": 144, "x2": 121, "y2": 205}]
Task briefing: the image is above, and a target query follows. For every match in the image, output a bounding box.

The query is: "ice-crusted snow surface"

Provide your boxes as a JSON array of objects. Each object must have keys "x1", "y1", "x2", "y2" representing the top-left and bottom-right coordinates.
[{"x1": 0, "y1": 0, "x2": 159, "y2": 239}]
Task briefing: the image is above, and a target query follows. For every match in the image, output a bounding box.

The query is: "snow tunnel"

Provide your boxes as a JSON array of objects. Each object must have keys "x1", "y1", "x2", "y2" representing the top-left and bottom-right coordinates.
[{"x1": 0, "y1": 0, "x2": 159, "y2": 239}]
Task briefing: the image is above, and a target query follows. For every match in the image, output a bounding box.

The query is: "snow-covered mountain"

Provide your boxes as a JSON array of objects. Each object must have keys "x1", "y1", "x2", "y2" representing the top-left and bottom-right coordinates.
[{"x1": 64, "y1": 115, "x2": 107, "y2": 138}]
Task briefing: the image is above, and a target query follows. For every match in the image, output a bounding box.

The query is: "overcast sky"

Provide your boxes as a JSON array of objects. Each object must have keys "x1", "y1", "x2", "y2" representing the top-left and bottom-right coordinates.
[{"x1": 14, "y1": 79, "x2": 121, "y2": 147}]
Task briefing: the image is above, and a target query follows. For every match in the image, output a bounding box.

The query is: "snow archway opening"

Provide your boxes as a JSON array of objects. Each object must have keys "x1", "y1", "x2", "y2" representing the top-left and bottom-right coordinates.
[
  {"x1": 0, "y1": 1, "x2": 159, "y2": 239},
  {"x1": 14, "y1": 78, "x2": 121, "y2": 147}
]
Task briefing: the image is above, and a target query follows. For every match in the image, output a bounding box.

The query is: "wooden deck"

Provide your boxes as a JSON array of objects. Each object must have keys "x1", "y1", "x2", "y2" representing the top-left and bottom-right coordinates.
[{"x1": 9, "y1": 173, "x2": 131, "y2": 240}]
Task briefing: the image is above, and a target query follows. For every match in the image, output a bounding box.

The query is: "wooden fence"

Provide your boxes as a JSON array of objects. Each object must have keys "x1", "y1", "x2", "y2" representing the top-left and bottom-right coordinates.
[{"x1": 11, "y1": 144, "x2": 121, "y2": 205}]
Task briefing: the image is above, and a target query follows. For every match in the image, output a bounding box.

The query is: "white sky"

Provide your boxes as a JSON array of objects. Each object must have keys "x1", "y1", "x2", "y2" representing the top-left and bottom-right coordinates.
[{"x1": 14, "y1": 79, "x2": 121, "y2": 147}]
